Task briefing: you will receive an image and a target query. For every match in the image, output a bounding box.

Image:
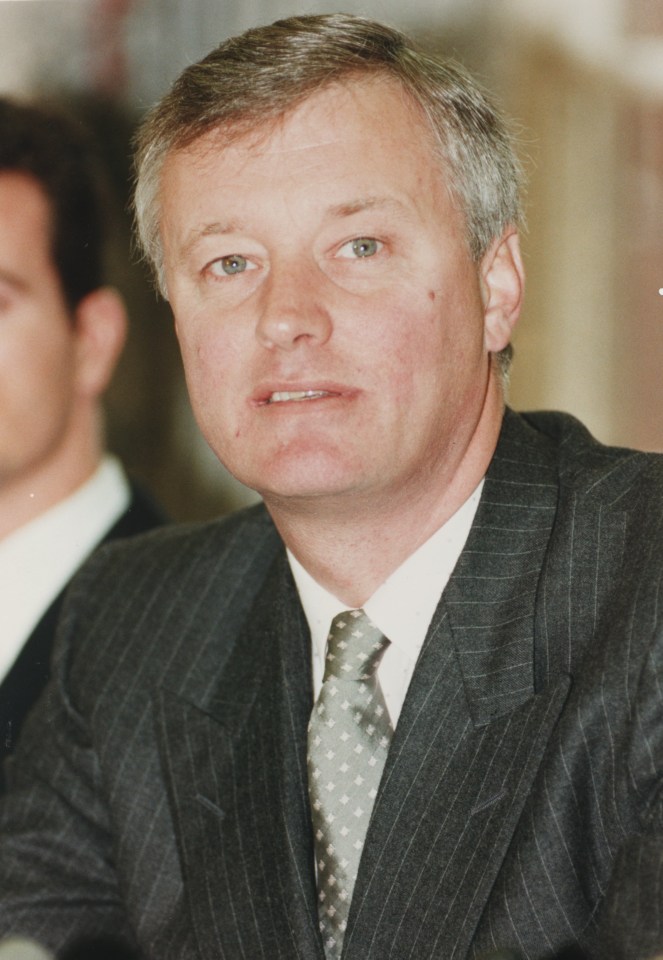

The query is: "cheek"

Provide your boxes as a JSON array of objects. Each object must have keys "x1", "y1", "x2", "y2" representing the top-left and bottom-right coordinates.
[
  {"x1": 0, "y1": 351, "x2": 74, "y2": 455},
  {"x1": 176, "y1": 312, "x2": 221, "y2": 380},
  {"x1": 8, "y1": 331, "x2": 74, "y2": 399},
  {"x1": 371, "y1": 297, "x2": 443, "y2": 390},
  {"x1": 379, "y1": 293, "x2": 485, "y2": 422},
  {"x1": 175, "y1": 314, "x2": 246, "y2": 428}
]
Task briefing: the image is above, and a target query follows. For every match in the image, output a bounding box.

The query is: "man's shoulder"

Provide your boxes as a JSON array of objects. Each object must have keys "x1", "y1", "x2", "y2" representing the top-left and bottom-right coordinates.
[
  {"x1": 53, "y1": 503, "x2": 283, "y2": 701},
  {"x1": 80, "y1": 500, "x2": 279, "y2": 588},
  {"x1": 502, "y1": 408, "x2": 663, "y2": 503},
  {"x1": 61, "y1": 501, "x2": 282, "y2": 637}
]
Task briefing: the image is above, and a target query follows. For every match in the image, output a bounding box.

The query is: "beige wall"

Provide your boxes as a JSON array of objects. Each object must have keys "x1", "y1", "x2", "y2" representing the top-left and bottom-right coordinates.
[{"x1": 452, "y1": 4, "x2": 663, "y2": 451}]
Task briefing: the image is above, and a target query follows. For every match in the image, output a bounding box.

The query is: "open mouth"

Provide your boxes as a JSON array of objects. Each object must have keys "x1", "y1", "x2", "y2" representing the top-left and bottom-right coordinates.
[{"x1": 264, "y1": 390, "x2": 336, "y2": 404}]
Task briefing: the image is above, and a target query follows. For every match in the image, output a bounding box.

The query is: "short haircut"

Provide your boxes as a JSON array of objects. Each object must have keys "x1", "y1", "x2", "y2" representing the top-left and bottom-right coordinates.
[
  {"x1": 134, "y1": 12, "x2": 524, "y2": 298},
  {"x1": 0, "y1": 97, "x2": 108, "y2": 311}
]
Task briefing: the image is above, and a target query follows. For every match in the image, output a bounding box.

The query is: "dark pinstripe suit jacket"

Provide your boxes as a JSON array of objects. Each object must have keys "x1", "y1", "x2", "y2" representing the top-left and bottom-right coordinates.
[{"x1": 1, "y1": 410, "x2": 662, "y2": 960}]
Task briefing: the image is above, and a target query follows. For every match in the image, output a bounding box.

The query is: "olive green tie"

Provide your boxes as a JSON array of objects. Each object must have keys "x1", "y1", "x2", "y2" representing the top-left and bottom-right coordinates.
[{"x1": 307, "y1": 609, "x2": 393, "y2": 958}]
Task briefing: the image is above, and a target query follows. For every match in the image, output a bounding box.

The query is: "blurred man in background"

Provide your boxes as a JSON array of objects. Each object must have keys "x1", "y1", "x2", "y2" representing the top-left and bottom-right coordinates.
[{"x1": 0, "y1": 98, "x2": 165, "y2": 791}]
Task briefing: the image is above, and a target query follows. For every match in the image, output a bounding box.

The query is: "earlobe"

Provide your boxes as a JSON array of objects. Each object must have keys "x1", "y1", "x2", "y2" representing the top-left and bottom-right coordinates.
[
  {"x1": 73, "y1": 287, "x2": 128, "y2": 397},
  {"x1": 481, "y1": 229, "x2": 525, "y2": 354}
]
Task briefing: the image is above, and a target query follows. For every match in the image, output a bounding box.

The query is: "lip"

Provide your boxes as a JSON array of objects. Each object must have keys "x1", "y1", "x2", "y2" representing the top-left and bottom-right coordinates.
[
  {"x1": 251, "y1": 382, "x2": 353, "y2": 407},
  {"x1": 266, "y1": 389, "x2": 334, "y2": 404}
]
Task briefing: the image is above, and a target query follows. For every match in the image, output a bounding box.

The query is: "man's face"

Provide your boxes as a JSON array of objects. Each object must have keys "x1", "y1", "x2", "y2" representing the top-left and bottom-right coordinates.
[
  {"x1": 161, "y1": 79, "x2": 509, "y2": 512},
  {"x1": 0, "y1": 172, "x2": 79, "y2": 492}
]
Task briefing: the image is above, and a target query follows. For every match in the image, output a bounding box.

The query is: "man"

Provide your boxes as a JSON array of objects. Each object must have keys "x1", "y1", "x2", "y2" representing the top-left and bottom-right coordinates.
[
  {"x1": 0, "y1": 98, "x2": 165, "y2": 792},
  {"x1": 0, "y1": 14, "x2": 661, "y2": 960}
]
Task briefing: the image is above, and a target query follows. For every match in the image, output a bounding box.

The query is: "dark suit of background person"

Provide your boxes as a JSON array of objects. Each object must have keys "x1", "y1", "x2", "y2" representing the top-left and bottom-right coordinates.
[
  {"x1": 1, "y1": 15, "x2": 663, "y2": 960},
  {"x1": 0, "y1": 484, "x2": 164, "y2": 794},
  {"x1": 0, "y1": 97, "x2": 166, "y2": 794}
]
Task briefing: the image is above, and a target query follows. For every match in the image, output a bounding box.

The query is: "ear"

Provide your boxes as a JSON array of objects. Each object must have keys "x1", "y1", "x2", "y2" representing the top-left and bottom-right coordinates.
[
  {"x1": 72, "y1": 287, "x2": 128, "y2": 398},
  {"x1": 480, "y1": 229, "x2": 524, "y2": 353}
]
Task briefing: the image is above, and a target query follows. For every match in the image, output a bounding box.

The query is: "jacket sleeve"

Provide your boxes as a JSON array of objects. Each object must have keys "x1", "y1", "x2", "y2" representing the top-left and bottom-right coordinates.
[{"x1": 595, "y1": 607, "x2": 663, "y2": 960}]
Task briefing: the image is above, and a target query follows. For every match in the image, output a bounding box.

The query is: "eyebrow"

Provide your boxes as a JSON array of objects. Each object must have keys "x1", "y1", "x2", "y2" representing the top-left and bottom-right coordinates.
[
  {"x1": 327, "y1": 196, "x2": 407, "y2": 219},
  {"x1": 178, "y1": 195, "x2": 409, "y2": 260},
  {"x1": 179, "y1": 220, "x2": 242, "y2": 261}
]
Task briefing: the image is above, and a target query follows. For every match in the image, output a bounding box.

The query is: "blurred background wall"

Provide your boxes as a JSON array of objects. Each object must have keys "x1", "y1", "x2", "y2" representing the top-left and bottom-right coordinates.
[{"x1": 1, "y1": 0, "x2": 661, "y2": 520}]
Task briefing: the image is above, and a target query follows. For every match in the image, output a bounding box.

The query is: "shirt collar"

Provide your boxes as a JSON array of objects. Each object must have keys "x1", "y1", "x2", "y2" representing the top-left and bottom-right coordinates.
[
  {"x1": 0, "y1": 457, "x2": 130, "y2": 683},
  {"x1": 288, "y1": 479, "x2": 483, "y2": 665}
]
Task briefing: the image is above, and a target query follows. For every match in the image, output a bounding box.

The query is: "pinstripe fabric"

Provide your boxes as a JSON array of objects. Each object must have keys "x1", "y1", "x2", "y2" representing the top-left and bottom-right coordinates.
[
  {"x1": 0, "y1": 508, "x2": 286, "y2": 960},
  {"x1": 0, "y1": 409, "x2": 662, "y2": 960},
  {"x1": 154, "y1": 553, "x2": 321, "y2": 959}
]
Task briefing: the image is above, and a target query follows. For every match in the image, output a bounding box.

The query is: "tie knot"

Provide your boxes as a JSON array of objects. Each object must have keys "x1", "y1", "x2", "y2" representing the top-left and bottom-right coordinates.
[{"x1": 323, "y1": 609, "x2": 389, "y2": 682}]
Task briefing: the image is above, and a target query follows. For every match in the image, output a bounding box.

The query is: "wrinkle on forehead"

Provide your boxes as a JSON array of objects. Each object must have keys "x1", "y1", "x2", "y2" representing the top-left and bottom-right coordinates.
[{"x1": 177, "y1": 74, "x2": 430, "y2": 165}]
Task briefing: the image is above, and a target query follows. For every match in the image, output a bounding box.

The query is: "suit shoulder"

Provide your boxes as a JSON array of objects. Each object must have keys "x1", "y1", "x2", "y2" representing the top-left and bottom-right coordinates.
[
  {"x1": 513, "y1": 409, "x2": 663, "y2": 505},
  {"x1": 83, "y1": 501, "x2": 277, "y2": 577},
  {"x1": 63, "y1": 502, "x2": 282, "y2": 635},
  {"x1": 55, "y1": 503, "x2": 283, "y2": 701}
]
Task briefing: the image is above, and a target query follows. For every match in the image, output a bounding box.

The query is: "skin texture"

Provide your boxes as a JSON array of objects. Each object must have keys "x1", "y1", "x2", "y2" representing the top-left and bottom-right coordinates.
[
  {"x1": 0, "y1": 171, "x2": 126, "y2": 539},
  {"x1": 160, "y1": 78, "x2": 524, "y2": 604}
]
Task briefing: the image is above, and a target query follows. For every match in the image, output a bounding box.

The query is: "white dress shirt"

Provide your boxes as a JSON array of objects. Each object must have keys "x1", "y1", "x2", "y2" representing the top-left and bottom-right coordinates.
[
  {"x1": 288, "y1": 481, "x2": 483, "y2": 726},
  {"x1": 0, "y1": 456, "x2": 130, "y2": 684}
]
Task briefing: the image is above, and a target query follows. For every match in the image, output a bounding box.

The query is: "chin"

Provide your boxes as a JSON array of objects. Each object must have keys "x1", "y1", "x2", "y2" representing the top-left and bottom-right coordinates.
[
  {"x1": 252, "y1": 475, "x2": 350, "y2": 504},
  {"x1": 231, "y1": 442, "x2": 359, "y2": 499},
  {"x1": 242, "y1": 459, "x2": 363, "y2": 505}
]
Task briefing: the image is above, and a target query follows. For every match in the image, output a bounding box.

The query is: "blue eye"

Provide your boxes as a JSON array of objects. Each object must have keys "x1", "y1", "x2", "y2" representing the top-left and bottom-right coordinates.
[
  {"x1": 337, "y1": 237, "x2": 382, "y2": 260},
  {"x1": 351, "y1": 237, "x2": 379, "y2": 258},
  {"x1": 217, "y1": 255, "x2": 248, "y2": 275}
]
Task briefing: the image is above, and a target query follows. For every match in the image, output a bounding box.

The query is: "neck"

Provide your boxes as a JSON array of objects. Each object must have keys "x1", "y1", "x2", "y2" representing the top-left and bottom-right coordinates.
[
  {"x1": 0, "y1": 406, "x2": 104, "y2": 541},
  {"x1": 266, "y1": 377, "x2": 505, "y2": 608}
]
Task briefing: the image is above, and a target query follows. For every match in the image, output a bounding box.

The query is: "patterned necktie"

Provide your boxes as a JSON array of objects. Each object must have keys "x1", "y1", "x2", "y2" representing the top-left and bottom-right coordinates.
[{"x1": 307, "y1": 609, "x2": 393, "y2": 959}]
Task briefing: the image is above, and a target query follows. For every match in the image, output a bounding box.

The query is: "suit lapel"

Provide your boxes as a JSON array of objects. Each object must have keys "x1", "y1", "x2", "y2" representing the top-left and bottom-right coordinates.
[
  {"x1": 344, "y1": 411, "x2": 571, "y2": 960},
  {"x1": 155, "y1": 552, "x2": 323, "y2": 960}
]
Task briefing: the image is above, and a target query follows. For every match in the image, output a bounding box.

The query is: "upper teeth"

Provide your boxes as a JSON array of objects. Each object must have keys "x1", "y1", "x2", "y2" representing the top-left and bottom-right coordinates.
[{"x1": 268, "y1": 390, "x2": 329, "y2": 403}]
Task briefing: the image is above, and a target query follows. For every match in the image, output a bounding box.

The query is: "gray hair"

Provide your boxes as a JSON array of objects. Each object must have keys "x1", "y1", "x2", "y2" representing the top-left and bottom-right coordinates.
[{"x1": 134, "y1": 12, "x2": 523, "y2": 324}]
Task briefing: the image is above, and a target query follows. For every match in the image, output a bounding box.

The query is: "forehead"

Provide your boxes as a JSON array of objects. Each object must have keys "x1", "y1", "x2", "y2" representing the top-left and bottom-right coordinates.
[
  {"x1": 221, "y1": 76, "x2": 434, "y2": 153},
  {"x1": 0, "y1": 170, "x2": 51, "y2": 224},
  {"x1": 159, "y1": 78, "x2": 455, "y2": 238},
  {"x1": 0, "y1": 171, "x2": 71, "y2": 316},
  {"x1": 0, "y1": 171, "x2": 53, "y2": 264}
]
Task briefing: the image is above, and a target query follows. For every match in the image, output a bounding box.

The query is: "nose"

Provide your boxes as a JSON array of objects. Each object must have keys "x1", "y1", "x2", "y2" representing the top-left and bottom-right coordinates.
[{"x1": 256, "y1": 259, "x2": 333, "y2": 351}]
